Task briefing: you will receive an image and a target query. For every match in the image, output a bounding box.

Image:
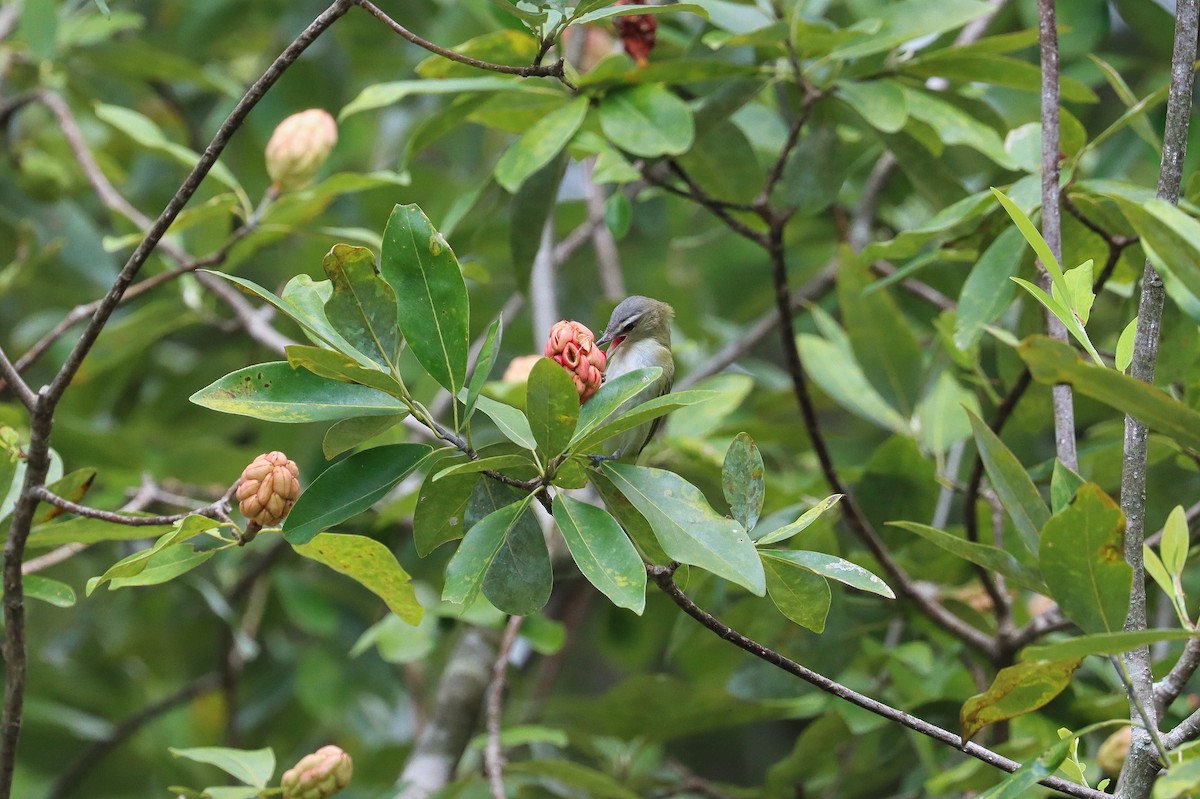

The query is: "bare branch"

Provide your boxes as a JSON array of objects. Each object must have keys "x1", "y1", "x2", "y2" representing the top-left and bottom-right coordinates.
[
  {"x1": 30, "y1": 485, "x2": 235, "y2": 528},
  {"x1": 0, "y1": 346, "x2": 34, "y2": 411},
  {"x1": 485, "y1": 617, "x2": 524, "y2": 799}
]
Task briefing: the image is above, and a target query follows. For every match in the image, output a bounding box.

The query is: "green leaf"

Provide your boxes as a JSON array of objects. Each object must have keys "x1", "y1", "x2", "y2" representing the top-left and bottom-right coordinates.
[
  {"x1": 722, "y1": 433, "x2": 765, "y2": 533},
  {"x1": 527, "y1": 358, "x2": 581, "y2": 460},
  {"x1": 1116, "y1": 316, "x2": 1138, "y2": 372},
  {"x1": 286, "y1": 345, "x2": 406, "y2": 397},
  {"x1": 1050, "y1": 459, "x2": 1086, "y2": 515},
  {"x1": 1018, "y1": 336, "x2": 1200, "y2": 452},
  {"x1": 106, "y1": 545, "x2": 216, "y2": 590},
  {"x1": 1060, "y1": 260, "x2": 1095, "y2": 325},
  {"x1": 1162, "y1": 505, "x2": 1189, "y2": 578},
  {"x1": 413, "y1": 466, "x2": 478, "y2": 557},
  {"x1": 294, "y1": 532, "x2": 423, "y2": 624},
  {"x1": 755, "y1": 495, "x2": 843, "y2": 546},
  {"x1": 432, "y1": 453, "x2": 536, "y2": 481},
  {"x1": 967, "y1": 410, "x2": 1049, "y2": 557},
  {"x1": 27, "y1": 516, "x2": 175, "y2": 549},
  {"x1": 1020, "y1": 629, "x2": 1200, "y2": 662},
  {"x1": 473, "y1": 394, "x2": 537, "y2": 450},
  {"x1": 443, "y1": 496, "x2": 533, "y2": 608},
  {"x1": 35, "y1": 468, "x2": 97, "y2": 524},
  {"x1": 1111, "y1": 196, "x2": 1200, "y2": 304},
  {"x1": 571, "y1": 2, "x2": 706, "y2": 25},
  {"x1": 1010, "y1": 276, "x2": 1102, "y2": 364},
  {"x1": 505, "y1": 760, "x2": 641, "y2": 799},
  {"x1": 771, "y1": 124, "x2": 845, "y2": 214},
  {"x1": 283, "y1": 444, "x2": 432, "y2": 544},
  {"x1": 761, "y1": 555, "x2": 831, "y2": 633},
  {"x1": 960, "y1": 659, "x2": 1081, "y2": 743},
  {"x1": 955, "y1": 227, "x2": 1024, "y2": 351},
  {"x1": 761, "y1": 550, "x2": 894, "y2": 599},
  {"x1": 796, "y1": 335, "x2": 908, "y2": 433},
  {"x1": 494, "y1": 96, "x2": 588, "y2": 192},
  {"x1": 903, "y1": 52, "x2": 1097, "y2": 103},
  {"x1": 976, "y1": 738, "x2": 1071, "y2": 799},
  {"x1": 87, "y1": 515, "x2": 221, "y2": 595},
  {"x1": 829, "y1": 0, "x2": 994, "y2": 58},
  {"x1": 572, "y1": 367, "x2": 662, "y2": 446},
  {"x1": 380, "y1": 204, "x2": 470, "y2": 396},
  {"x1": 466, "y1": 318, "x2": 502, "y2": 421},
  {"x1": 553, "y1": 495, "x2": 646, "y2": 614},
  {"x1": 599, "y1": 84, "x2": 695, "y2": 157},
  {"x1": 25, "y1": 575, "x2": 76, "y2": 608},
  {"x1": 169, "y1": 747, "x2": 275, "y2": 789},
  {"x1": 1039, "y1": 483, "x2": 1130, "y2": 634},
  {"x1": 191, "y1": 362, "x2": 407, "y2": 423},
  {"x1": 991, "y1": 187, "x2": 1063, "y2": 280},
  {"x1": 601, "y1": 463, "x2": 765, "y2": 595},
  {"x1": 321, "y1": 244, "x2": 400, "y2": 370},
  {"x1": 322, "y1": 415, "x2": 406, "y2": 460},
  {"x1": 510, "y1": 151, "x2": 569, "y2": 288},
  {"x1": 1154, "y1": 757, "x2": 1200, "y2": 799},
  {"x1": 572, "y1": 390, "x2": 717, "y2": 456},
  {"x1": 890, "y1": 521, "x2": 1048, "y2": 594},
  {"x1": 340, "y1": 77, "x2": 561, "y2": 120},
  {"x1": 901, "y1": 89, "x2": 1015, "y2": 170},
  {"x1": 482, "y1": 497, "x2": 553, "y2": 615},
  {"x1": 588, "y1": 471, "x2": 671, "y2": 565},
  {"x1": 835, "y1": 79, "x2": 908, "y2": 133}
]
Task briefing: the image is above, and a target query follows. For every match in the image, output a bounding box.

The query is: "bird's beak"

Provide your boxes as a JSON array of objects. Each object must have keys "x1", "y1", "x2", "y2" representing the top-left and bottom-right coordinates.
[{"x1": 595, "y1": 331, "x2": 612, "y2": 348}]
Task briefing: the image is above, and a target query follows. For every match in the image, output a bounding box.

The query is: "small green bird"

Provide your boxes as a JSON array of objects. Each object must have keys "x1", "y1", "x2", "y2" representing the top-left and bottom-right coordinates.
[{"x1": 595, "y1": 295, "x2": 675, "y2": 461}]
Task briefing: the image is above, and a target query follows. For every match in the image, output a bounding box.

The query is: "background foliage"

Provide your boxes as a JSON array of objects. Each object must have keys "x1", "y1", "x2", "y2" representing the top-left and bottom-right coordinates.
[{"x1": 2, "y1": 0, "x2": 1200, "y2": 798}]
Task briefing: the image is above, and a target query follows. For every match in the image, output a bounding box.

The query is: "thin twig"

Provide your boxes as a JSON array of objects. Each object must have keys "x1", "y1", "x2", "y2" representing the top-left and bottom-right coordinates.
[
  {"x1": 1118, "y1": 2, "x2": 1199, "y2": 794},
  {"x1": 0, "y1": 346, "x2": 34, "y2": 410},
  {"x1": 485, "y1": 616, "x2": 524, "y2": 799},
  {"x1": 29, "y1": 484, "x2": 235, "y2": 527},
  {"x1": 648, "y1": 566, "x2": 1107, "y2": 799}
]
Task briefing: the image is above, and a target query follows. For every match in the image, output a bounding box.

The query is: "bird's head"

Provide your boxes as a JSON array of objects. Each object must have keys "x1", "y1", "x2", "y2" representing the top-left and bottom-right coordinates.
[{"x1": 595, "y1": 296, "x2": 674, "y2": 353}]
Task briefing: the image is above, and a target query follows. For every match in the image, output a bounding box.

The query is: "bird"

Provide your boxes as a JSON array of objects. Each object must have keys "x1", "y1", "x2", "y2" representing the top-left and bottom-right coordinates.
[{"x1": 594, "y1": 295, "x2": 675, "y2": 461}]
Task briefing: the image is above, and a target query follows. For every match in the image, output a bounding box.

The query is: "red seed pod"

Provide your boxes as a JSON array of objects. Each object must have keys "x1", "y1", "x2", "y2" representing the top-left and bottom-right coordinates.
[{"x1": 545, "y1": 320, "x2": 607, "y2": 403}]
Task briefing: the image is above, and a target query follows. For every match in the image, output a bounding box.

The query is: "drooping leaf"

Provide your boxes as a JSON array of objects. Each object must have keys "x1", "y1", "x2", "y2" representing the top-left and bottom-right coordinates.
[
  {"x1": 967, "y1": 410, "x2": 1049, "y2": 557},
  {"x1": 760, "y1": 550, "x2": 894, "y2": 599},
  {"x1": 553, "y1": 495, "x2": 646, "y2": 614},
  {"x1": 320, "y1": 244, "x2": 400, "y2": 369},
  {"x1": 589, "y1": 471, "x2": 671, "y2": 565},
  {"x1": 413, "y1": 462, "x2": 478, "y2": 557},
  {"x1": 889, "y1": 521, "x2": 1048, "y2": 594},
  {"x1": 796, "y1": 334, "x2": 908, "y2": 434},
  {"x1": 286, "y1": 345, "x2": 405, "y2": 397},
  {"x1": 527, "y1": 358, "x2": 581, "y2": 460},
  {"x1": 283, "y1": 444, "x2": 432, "y2": 544},
  {"x1": 572, "y1": 390, "x2": 717, "y2": 456},
  {"x1": 482, "y1": 496, "x2": 553, "y2": 615},
  {"x1": 106, "y1": 544, "x2": 217, "y2": 590},
  {"x1": 35, "y1": 468, "x2": 97, "y2": 524},
  {"x1": 761, "y1": 555, "x2": 831, "y2": 633},
  {"x1": 494, "y1": 96, "x2": 588, "y2": 192},
  {"x1": 169, "y1": 747, "x2": 275, "y2": 789},
  {"x1": 380, "y1": 204, "x2": 470, "y2": 396},
  {"x1": 27, "y1": 516, "x2": 175, "y2": 549},
  {"x1": 960, "y1": 659, "x2": 1080, "y2": 743},
  {"x1": 443, "y1": 495, "x2": 533, "y2": 608},
  {"x1": 510, "y1": 150, "x2": 569, "y2": 288},
  {"x1": 87, "y1": 515, "x2": 222, "y2": 595},
  {"x1": 25, "y1": 575, "x2": 76, "y2": 608},
  {"x1": 1018, "y1": 336, "x2": 1200, "y2": 452},
  {"x1": 1108, "y1": 194, "x2": 1200, "y2": 305},
  {"x1": 1039, "y1": 483, "x2": 1130, "y2": 634},
  {"x1": 722, "y1": 433, "x2": 765, "y2": 533},
  {"x1": 601, "y1": 463, "x2": 765, "y2": 595},
  {"x1": 190, "y1": 362, "x2": 407, "y2": 423},
  {"x1": 294, "y1": 532, "x2": 423, "y2": 624},
  {"x1": 599, "y1": 84, "x2": 695, "y2": 157},
  {"x1": 835, "y1": 79, "x2": 908, "y2": 133}
]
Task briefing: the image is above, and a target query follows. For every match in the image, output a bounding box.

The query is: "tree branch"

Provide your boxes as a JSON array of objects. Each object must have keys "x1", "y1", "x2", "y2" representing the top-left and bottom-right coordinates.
[
  {"x1": 485, "y1": 616, "x2": 523, "y2": 799},
  {"x1": 647, "y1": 566, "x2": 1107, "y2": 799},
  {"x1": 0, "y1": 346, "x2": 34, "y2": 411},
  {"x1": 29, "y1": 484, "x2": 235, "y2": 528}
]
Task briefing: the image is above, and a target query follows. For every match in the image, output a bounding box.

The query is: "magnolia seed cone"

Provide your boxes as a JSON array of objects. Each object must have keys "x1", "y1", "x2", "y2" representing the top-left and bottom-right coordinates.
[
  {"x1": 545, "y1": 319, "x2": 607, "y2": 403},
  {"x1": 281, "y1": 745, "x2": 352, "y2": 799},
  {"x1": 236, "y1": 451, "x2": 300, "y2": 527},
  {"x1": 265, "y1": 109, "x2": 338, "y2": 191}
]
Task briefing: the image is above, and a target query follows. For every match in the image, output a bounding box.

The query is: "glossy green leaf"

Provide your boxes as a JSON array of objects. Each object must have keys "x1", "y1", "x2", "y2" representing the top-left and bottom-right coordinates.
[
  {"x1": 1154, "y1": 757, "x2": 1200, "y2": 799},
  {"x1": 601, "y1": 463, "x2": 765, "y2": 595},
  {"x1": 443, "y1": 495, "x2": 532, "y2": 607},
  {"x1": 955, "y1": 227, "x2": 1024, "y2": 350},
  {"x1": 1020, "y1": 629, "x2": 1200, "y2": 662},
  {"x1": 191, "y1": 362, "x2": 406, "y2": 423},
  {"x1": 341, "y1": 77, "x2": 561, "y2": 120},
  {"x1": 380, "y1": 204, "x2": 469, "y2": 395},
  {"x1": 1039, "y1": 483, "x2": 1130, "y2": 634},
  {"x1": 968, "y1": 410, "x2": 1048, "y2": 557},
  {"x1": 797, "y1": 334, "x2": 908, "y2": 433},
  {"x1": 553, "y1": 495, "x2": 646, "y2": 614},
  {"x1": 903, "y1": 52, "x2": 1096, "y2": 103},
  {"x1": 1162, "y1": 505, "x2": 1189, "y2": 578},
  {"x1": 294, "y1": 532, "x2": 422, "y2": 624},
  {"x1": 599, "y1": 84, "x2": 695, "y2": 157},
  {"x1": 902, "y1": 88, "x2": 1015, "y2": 169},
  {"x1": 961, "y1": 659, "x2": 1081, "y2": 743},
  {"x1": 35, "y1": 468, "x2": 97, "y2": 524},
  {"x1": 835, "y1": 79, "x2": 908, "y2": 133},
  {"x1": 1010, "y1": 276, "x2": 1103, "y2": 364},
  {"x1": 87, "y1": 515, "x2": 222, "y2": 594},
  {"x1": 466, "y1": 318, "x2": 502, "y2": 420},
  {"x1": 413, "y1": 464, "x2": 477, "y2": 557},
  {"x1": 416, "y1": 30, "x2": 539, "y2": 79},
  {"x1": 432, "y1": 453, "x2": 536, "y2": 481},
  {"x1": 722, "y1": 433, "x2": 765, "y2": 532},
  {"x1": 761, "y1": 550, "x2": 894, "y2": 599},
  {"x1": 494, "y1": 96, "x2": 587, "y2": 192},
  {"x1": 756, "y1": 495, "x2": 842, "y2": 546},
  {"x1": 321, "y1": 244, "x2": 400, "y2": 370},
  {"x1": 527, "y1": 358, "x2": 581, "y2": 459},
  {"x1": 473, "y1": 394, "x2": 537, "y2": 450},
  {"x1": 572, "y1": 2, "x2": 706, "y2": 24},
  {"x1": 170, "y1": 747, "x2": 275, "y2": 788},
  {"x1": 322, "y1": 414, "x2": 406, "y2": 460},
  {"x1": 830, "y1": 0, "x2": 994, "y2": 58},
  {"x1": 107, "y1": 544, "x2": 216, "y2": 590},
  {"x1": 762, "y1": 554, "x2": 831, "y2": 633},
  {"x1": 1115, "y1": 316, "x2": 1137, "y2": 372},
  {"x1": 589, "y1": 471, "x2": 671, "y2": 565},
  {"x1": 890, "y1": 521, "x2": 1048, "y2": 594},
  {"x1": 572, "y1": 390, "x2": 717, "y2": 456},
  {"x1": 482, "y1": 496, "x2": 553, "y2": 615},
  {"x1": 572, "y1": 367, "x2": 662, "y2": 445},
  {"x1": 283, "y1": 444, "x2": 432, "y2": 544},
  {"x1": 1018, "y1": 336, "x2": 1200, "y2": 452},
  {"x1": 286, "y1": 346, "x2": 405, "y2": 397},
  {"x1": 25, "y1": 575, "x2": 76, "y2": 608},
  {"x1": 1050, "y1": 460, "x2": 1086, "y2": 515},
  {"x1": 1111, "y1": 196, "x2": 1200, "y2": 303},
  {"x1": 976, "y1": 738, "x2": 1071, "y2": 799}
]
